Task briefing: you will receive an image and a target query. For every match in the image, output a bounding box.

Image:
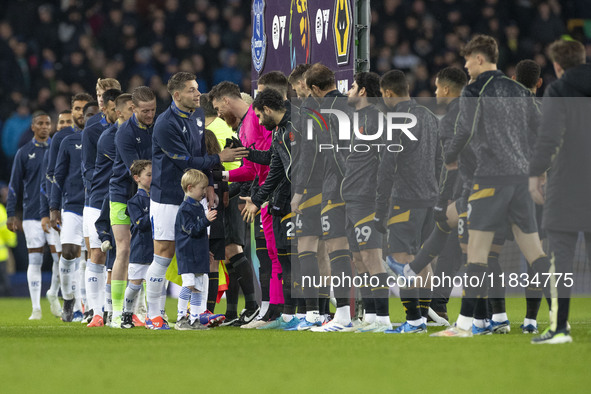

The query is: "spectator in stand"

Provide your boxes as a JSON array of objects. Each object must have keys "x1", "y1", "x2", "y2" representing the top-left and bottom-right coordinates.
[
  {"x1": 0, "y1": 0, "x2": 583, "y2": 184},
  {"x1": 2, "y1": 101, "x2": 32, "y2": 159}
]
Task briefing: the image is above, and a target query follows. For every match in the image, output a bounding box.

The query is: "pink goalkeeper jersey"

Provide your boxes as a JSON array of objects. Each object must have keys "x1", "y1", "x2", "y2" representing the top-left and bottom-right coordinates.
[{"x1": 227, "y1": 105, "x2": 272, "y2": 185}]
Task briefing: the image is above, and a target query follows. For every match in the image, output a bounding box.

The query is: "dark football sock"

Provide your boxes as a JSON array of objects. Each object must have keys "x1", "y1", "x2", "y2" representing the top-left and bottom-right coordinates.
[
  {"x1": 319, "y1": 296, "x2": 330, "y2": 316},
  {"x1": 225, "y1": 268, "x2": 239, "y2": 318},
  {"x1": 297, "y1": 298, "x2": 307, "y2": 314},
  {"x1": 299, "y1": 251, "x2": 319, "y2": 311},
  {"x1": 487, "y1": 251, "x2": 505, "y2": 314},
  {"x1": 277, "y1": 249, "x2": 295, "y2": 315},
  {"x1": 409, "y1": 221, "x2": 452, "y2": 274},
  {"x1": 207, "y1": 272, "x2": 219, "y2": 313},
  {"x1": 418, "y1": 288, "x2": 432, "y2": 319},
  {"x1": 329, "y1": 250, "x2": 353, "y2": 308},
  {"x1": 256, "y1": 238, "x2": 271, "y2": 304},
  {"x1": 359, "y1": 277, "x2": 376, "y2": 315},
  {"x1": 525, "y1": 264, "x2": 542, "y2": 320},
  {"x1": 372, "y1": 272, "x2": 390, "y2": 317},
  {"x1": 229, "y1": 253, "x2": 258, "y2": 310},
  {"x1": 460, "y1": 263, "x2": 489, "y2": 318},
  {"x1": 474, "y1": 297, "x2": 489, "y2": 320},
  {"x1": 399, "y1": 287, "x2": 421, "y2": 321}
]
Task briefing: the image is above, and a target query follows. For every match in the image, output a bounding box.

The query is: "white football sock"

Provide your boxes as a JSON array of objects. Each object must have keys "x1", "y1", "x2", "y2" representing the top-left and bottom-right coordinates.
[
  {"x1": 124, "y1": 283, "x2": 142, "y2": 313},
  {"x1": 282, "y1": 314, "x2": 294, "y2": 322},
  {"x1": 134, "y1": 284, "x2": 146, "y2": 315},
  {"x1": 73, "y1": 258, "x2": 82, "y2": 311},
  {"x1": 105, "y1": 283, "x2": 112, "y2": 312},
  {"x1": 145, "y1": 255, "x2": 171, "y2": 319},
  {"x1": 334, "y1": 305, "x2": 351, "y2": 324},
  {"x1": 47, "y1": 253, "x2": 60, "y2": 296},
  {"x1": 200, "y1": 274, "x2": 209, "y2": 312},
  {"x1": 523, "y1": 318, "x2": 537, "y2": 327},
  {"x1": 189, "y1": 290, "x2": 202, "y2": 324},
  {"x1": 59, "y1": 256, "x2": 76, "y2": 300},
  {"x1": 85, "y1": 262, "x2": 105, "y2": 316},
  {"x1": 27, "y1": 253, "x2": 43, "y2": 311},
  {"x1": 473, "y1": 318, "x2": 488, "y2": 328},
  {"x1": 259, "y1": 301, "x2": 269, "y2": 319},
  {"x1": 376, "y1": 315, "x2": 391, "y2": 325},
  {"x1": 305, "y1": 310, "x2": 320, "y2": 323},
  {"x1": 456, "y1": 314, "x2": 473, "y2": 331},
  {"x1": 492, "y1": 312, "x2": 508, "y2": 323},
  {"x1": 177, "y1": 286, "x2": 191, "y2": 320},
  {"x1": 160, "y1": 279, "x2": 169, "y2": 317},
  {"x1": 79, "y1": 259, "x2": 88, "y2": 308},
  {"x1": 364, "y1": 313, "x2": 377, "y2": 324}
]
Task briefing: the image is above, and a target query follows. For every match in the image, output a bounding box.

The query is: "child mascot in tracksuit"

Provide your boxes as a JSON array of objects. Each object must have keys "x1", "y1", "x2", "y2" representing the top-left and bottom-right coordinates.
[{"x1": 174, "y1": 169, "x2": 225, "y2": 330}]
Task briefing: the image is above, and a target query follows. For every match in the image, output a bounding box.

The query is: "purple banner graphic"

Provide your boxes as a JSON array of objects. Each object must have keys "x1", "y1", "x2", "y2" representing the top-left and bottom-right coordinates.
[{"x1": 251, "y1": 0, "x2": 356, "y2": 94}]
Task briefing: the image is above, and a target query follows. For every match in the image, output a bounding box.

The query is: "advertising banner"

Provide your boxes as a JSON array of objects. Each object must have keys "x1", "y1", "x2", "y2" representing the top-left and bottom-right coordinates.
[{"x1": 251, "y1": 0, "x2": 356, "y2": 94}]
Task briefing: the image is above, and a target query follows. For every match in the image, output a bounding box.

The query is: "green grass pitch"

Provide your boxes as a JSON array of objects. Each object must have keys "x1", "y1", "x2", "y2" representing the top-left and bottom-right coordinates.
[{"x1": 1, "y1": 297, "x2": 590, "y2": 393}]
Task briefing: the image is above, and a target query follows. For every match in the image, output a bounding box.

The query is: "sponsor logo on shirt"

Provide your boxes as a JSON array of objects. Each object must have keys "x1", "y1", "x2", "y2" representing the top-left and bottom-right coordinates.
[
  {"x1": 28, "y1": 153, "x2": 36, "y2": 159},
  {"x1": 75, "y1": 144, "x2": 82, "y2": 150}
]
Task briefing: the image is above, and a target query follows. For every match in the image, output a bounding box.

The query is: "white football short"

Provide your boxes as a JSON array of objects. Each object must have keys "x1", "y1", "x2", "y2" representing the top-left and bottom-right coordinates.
[
  {"x1": 83, "y1": 206, "x2": 102, "y2": 249},
  {"x1": 128, "y1": 263, "x2": 149, "y2": 281},
  {"x1": 47, "y1": 227, "x2": 62, "y2": 253},
  {"x1": 181, "y1": 273, "x2": 207, "y2": 292},
  {"x1": 150, "y1": 200, "x2": 180, "y2": 241},
  {"x1": 60, "y1": 210, "x2": 84, "y2": 246},
  {"x1": 22, "y1": 220, "x2": 49, "y2": 249}
]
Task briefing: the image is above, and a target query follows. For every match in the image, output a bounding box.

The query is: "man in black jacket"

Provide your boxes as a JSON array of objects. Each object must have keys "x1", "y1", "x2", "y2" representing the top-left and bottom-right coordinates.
[
  {"x1": 342, "y1": 72, "x2": 392, "y2": 333},
  {"x1": 241, "y1": 88, "x2": 300, "y2": 330},
  {"x1": 529, "y1": 39, "x2": 591, "y2": 344},
  {"x1": 376, "y1": 70, "x2": 440, "y2": 334},
  {"x1": 291, "y1": 64, "x2": 357, "y2": 332},
  {"x1": 434, "y1": 35, "x2": 551, "y2": 338}
]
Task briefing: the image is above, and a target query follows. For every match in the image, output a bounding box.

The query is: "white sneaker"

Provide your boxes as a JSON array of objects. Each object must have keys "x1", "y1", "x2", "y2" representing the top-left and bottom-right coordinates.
[
  {"x1": 240, "y1": 318, "x2": 268, "y2": 329},
  {"x1": 28, "y1": 309, "x2": 42, "y2": 320},
  {"x1": 109, "y1": 315, "x2": 122, "y2": 329},
  {"x1": 351, "y1": 318, "x2": 364, "y2": 329},
  {"x1": 356, "y1": 321, "x2": 392, "y2": 333},
  {"x1": 356, "y1": 320, "x2": 372, "y2": 329},
  {"x1": 430, "y1": 323, "x2": 473, "y2": 337},
  {"x1": 310, "y1": 320, "x2": 356, "y2": 332},
  {"x1": 46, "y1": 292, "x2": 62, "y2": 317},
  {"x1": 135, "y1": 287, "x2": 147, "y2": 316}
]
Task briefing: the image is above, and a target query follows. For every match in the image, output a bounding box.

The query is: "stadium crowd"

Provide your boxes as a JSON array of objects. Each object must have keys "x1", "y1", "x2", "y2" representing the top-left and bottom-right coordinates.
[
  {"x1": 1, "y1": 0, "x2": 590, "y2": 345},
  {"x1": 1, "y1": 0, "x2": 590, "y2": 180}
]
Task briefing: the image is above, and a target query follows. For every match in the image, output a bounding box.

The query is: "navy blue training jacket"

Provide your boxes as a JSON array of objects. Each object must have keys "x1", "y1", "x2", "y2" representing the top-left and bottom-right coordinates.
[
  {"x1": 46, "y1": 126, "x2": 78, "y2": 205},
  {"x1": 82, "y1": 113, "x2": 110, "y2": 206},
  {"x1": 40, "y1": 150, "x2": 51, "y2": 218},
  {"x1": 50, "y1": 132, "x2": 84, "y2": 215},
  {"x1": 174, "y1": 196, "x2": 210, "y2": 275},
  {"x1": 7, "y1": 138, "x2": 50, "y2": 220},
  {"x1": 151, "y1": 102, "x2": 218, "y2": 206},
  {"x1": 89, "y1": 122, "x2": 118, "y2": 209},
  {"x1": 109, "y1": 114, "x2": 153, "y2": 204},
  {"x1": 127, "y1": 189, "x2": 154, "y2": 264}
]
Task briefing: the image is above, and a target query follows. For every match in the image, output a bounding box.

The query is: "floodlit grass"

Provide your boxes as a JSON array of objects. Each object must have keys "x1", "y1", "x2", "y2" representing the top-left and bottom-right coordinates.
[{"x1": 1, "y1": 297, "x2": 590, "y2": 393}]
